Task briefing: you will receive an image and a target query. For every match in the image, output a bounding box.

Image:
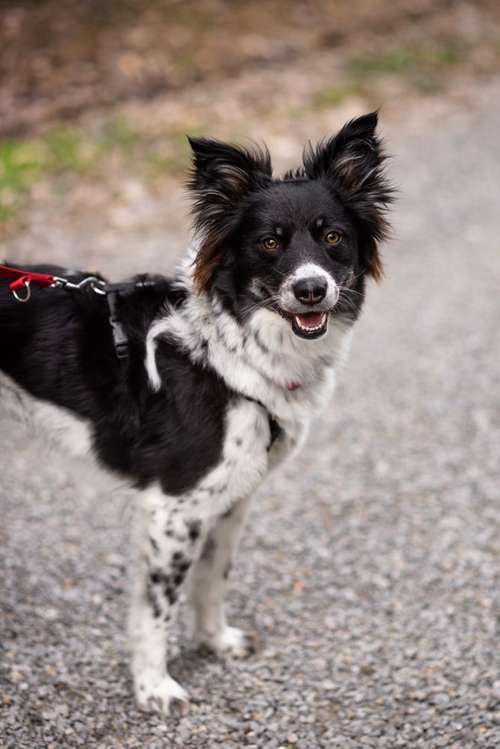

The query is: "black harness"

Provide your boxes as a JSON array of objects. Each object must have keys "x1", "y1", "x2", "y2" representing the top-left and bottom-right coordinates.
[
  {"x1": 1, "y1": 263, "x2": 284, "y2": 447},
  {"x1": 243, "y1": 395, "x2": 283, "y2": 450}
]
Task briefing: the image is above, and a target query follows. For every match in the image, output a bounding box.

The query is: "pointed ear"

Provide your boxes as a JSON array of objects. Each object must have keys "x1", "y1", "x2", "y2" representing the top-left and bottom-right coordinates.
[
  {"x1": 188, "y1": 137, "x2": 272, "y2": 197},
  {"x1": 303, "y1": 112, "x2": 394, "y2": 280},
  {"x1": 187, "y1": 137, "x2": 273, "y2": 291}
]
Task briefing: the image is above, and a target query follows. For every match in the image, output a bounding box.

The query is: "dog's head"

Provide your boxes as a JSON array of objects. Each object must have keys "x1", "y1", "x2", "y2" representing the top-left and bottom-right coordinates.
[{"x1": 187, "y1": 112, "x2": 393, "y2": 340}]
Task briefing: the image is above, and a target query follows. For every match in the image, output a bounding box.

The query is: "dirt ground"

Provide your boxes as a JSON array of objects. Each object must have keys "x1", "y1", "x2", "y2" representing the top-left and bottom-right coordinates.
[
  {"x1": 1, "y1": 0, "x2": 500, "y2": 238},
  {"x1": 2, "y1": 0, "x2": 499, "y2": 136}
]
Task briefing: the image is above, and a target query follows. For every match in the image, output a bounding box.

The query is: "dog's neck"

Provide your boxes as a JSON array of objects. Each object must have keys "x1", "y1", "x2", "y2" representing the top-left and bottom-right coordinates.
[{"x1": 145, "y1": 249, "x2": 353, "y2": 422}]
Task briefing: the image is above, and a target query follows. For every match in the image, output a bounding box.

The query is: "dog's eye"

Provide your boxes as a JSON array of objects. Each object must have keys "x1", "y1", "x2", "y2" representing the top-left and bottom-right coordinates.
[
  {"x1": 325, "y1": 231, "x2": 342, "y2": 246},
  {"x1": 261, "y1": 237, "x2": 279, "y2": 251}
]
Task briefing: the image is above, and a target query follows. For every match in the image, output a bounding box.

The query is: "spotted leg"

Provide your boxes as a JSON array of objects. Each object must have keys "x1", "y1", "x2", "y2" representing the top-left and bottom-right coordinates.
[
  {"x1": 190, "y1": 495, "x2": 257, "y2": 657},
  {"x1": 128, "y1": 488, "x2": 204, "y2": 716}
]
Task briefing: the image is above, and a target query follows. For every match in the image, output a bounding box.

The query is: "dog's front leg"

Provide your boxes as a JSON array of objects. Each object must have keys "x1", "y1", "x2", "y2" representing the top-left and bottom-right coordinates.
[
  {"x1": 128, "y1": 487, "x2": 203, "y2": 716},
  {"x1": 190, "y1": 495, "x2": 257, "y2": 657}
]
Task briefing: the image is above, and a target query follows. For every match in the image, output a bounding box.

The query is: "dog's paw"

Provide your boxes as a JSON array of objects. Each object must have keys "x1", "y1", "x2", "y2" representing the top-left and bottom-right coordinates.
[
  {"x1": 135, "y1": 674, "x2": 190, "y2": 717},
  {"x1": 199, "y1": 626, "x2": 259, "y2": 658}
]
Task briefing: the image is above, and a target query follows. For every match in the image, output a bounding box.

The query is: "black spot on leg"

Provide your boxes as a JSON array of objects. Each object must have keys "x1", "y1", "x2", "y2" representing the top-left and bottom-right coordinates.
[
  {"x1": 187, "y1": 519, "x2": 201, "y2": 543},
  {"x1": 235, "y1": 437, "x2": 243, "y2": 447},
  {"x1": 171, "y1": 551, "x2": 192, "y2": 577},
  {"x1": 165, "y1": 529, "x2": 174, "y2": 538},
  {"x1": 200, "y1": 536, "x2": 216, "y2": 561},
  {"x1": 223, "y1": 561, "x2": 232, "y2": 580},
  {"x1": 150, "y1": 537, "x2": 159, "y2": 554},
  {"x1": 146, "y1": 578, "x2": 161, "y2": 619},
  {"x1": 165, "y1": 586, "x2": 177, "y2": 606}
]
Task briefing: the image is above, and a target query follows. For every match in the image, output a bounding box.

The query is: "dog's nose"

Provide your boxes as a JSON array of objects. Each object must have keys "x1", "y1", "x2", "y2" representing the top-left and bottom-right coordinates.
[{"x1": 293, "y1": 277, "x2": 327, "y2": 305}]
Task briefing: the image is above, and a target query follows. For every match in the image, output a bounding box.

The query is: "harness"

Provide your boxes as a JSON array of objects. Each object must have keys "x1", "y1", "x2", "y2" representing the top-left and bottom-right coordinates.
[
  {"x1": 240, "y1": 394, "x2": 283, "y2": 451},
  {"x1": 1, "y1": 263, "x2": 295, "y2": 444},
  {"x1": 0, "y1": 264, "x2": 160, "y2": 359}
]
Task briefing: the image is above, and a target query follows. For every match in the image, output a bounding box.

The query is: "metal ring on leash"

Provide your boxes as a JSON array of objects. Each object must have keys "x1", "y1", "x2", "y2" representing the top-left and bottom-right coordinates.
[
  {"x1": 89, "y1": 281, "x2": 107, "y2": 295},
  {"x1": 12, "y1": 279, "x2": 31, "y2": 303}
]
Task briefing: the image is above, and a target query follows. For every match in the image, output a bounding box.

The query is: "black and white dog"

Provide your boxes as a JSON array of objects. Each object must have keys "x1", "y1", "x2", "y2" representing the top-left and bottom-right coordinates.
[{"x1": 0, "y1": 112, "x2": 392, "y2": 715}]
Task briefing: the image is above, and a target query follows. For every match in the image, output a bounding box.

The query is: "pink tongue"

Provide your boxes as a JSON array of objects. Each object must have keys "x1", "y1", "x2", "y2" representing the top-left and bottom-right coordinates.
[{"x1": 296, "y1": 312, "x2": 324, "y2": 329}]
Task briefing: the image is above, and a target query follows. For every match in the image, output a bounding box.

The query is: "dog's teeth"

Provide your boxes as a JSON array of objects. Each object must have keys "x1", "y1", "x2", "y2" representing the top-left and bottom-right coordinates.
[{"x1": 294, "y1": 312, "x2": 327, "y2": 332}]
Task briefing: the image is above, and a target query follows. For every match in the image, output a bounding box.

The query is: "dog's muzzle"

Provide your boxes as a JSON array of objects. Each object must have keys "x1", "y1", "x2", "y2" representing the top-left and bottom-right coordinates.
[{"x1": 277, "y1": 265, "x2": 338, "y2": 340}]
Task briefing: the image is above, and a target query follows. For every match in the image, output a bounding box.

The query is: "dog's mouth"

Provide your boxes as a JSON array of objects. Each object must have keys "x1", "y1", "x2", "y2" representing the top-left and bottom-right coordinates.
[
  {"x1": 292, "y1": 311, "x2": 328, "y2": 339},
  {"x1": 277, "y1": 309, "x2": 329, "y2": 339}
]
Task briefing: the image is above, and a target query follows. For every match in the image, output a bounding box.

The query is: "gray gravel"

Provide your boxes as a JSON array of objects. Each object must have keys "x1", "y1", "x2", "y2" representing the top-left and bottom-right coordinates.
[{"x1": 1, "y1": 81, "x2": 500, "y2": 748}]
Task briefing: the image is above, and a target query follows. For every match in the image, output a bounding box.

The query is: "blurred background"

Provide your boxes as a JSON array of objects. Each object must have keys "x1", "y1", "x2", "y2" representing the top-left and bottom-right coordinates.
[
  {"x1": 1, "y1": 3, "x2": 500, "y2": 748},
  {"x1": 1, "y1": 0, "x2": 500, "y2": 266}
]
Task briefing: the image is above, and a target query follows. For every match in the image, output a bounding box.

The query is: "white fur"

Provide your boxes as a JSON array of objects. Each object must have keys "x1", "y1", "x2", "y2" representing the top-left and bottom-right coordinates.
[
  {"x1": 145, "y1": 248, "x2": 352, "y2": 425},
  {"x1": 190, "y1": 495, "x2": 253, "y2": 652},
  {"x1": 0, "y1": 370, "x2": 92, "y2": 457},
  {"x1": 128, "y1": 399, "x2": 271, "y2": 714},
  {"x1": 130, "y1": 250, "x2": 354, "y2": 714},
  {"x1": 279, "y1": 261, "x2": 339, "y2": 311},
  {"x1": 2, "y1": 246, "x2": 354, "y2": 717}
]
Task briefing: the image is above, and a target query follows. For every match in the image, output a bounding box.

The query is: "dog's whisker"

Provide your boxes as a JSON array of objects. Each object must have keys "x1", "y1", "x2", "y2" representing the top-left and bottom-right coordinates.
[{"x1": 241, "y1": 294, "x2": 281, "y2": 318}]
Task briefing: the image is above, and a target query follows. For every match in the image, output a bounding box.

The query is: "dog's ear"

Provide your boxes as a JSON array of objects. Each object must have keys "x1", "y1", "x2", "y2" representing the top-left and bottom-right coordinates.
[
  {"x1": 188, "y1": 137, "x2": 272, "y2": 198},
  {"x1": 303, "y1": 112, "x2": 393, "y2": 280},
  {"x1": 187, "y1": 137, "x2": 273, "y2": 292}
]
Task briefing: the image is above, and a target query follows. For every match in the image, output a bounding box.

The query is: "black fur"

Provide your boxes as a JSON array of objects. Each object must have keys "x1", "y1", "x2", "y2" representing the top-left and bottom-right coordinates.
[
  {"x1": 0, "y1": 116, "x2": 394, "y2": 716},
  {"x1": 0, "y1": 267, "x2": 230, "y2": 495},
  {"x1": 0, "y1": 113, "x2": 393, "y2": 498},
  {"x1": 189, "y1": 111, "x2": 392, "y2": 306}
]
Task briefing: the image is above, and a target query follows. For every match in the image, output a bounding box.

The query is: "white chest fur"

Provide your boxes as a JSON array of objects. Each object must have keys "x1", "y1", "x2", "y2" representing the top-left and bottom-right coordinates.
[{"x1": 147, "y1": 289, "x2": 352, "y2": 422}]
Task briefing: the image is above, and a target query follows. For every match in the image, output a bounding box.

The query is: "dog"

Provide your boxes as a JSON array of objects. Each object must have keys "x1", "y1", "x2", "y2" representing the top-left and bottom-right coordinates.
[{"x1": 0, "y1": 112, "x2": 393, "y2": 716}]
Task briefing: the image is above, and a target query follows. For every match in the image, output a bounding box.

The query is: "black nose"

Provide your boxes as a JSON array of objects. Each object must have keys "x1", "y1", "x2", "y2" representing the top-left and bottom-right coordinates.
[{"x1": 293, "y1": 277, "x2": 327, "y2": 305}]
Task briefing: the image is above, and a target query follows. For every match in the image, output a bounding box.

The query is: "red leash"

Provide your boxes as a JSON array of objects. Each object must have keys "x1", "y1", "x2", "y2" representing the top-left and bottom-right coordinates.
[
  {"x1": 0, "y1": 263, "x2": 106, "y2": 302},
  {"x1": 0, "y1": 264, "x2": 157, "y2": 359},
  {"x1": 0, "y1": 264, "x2": 56, "y2": 301}
]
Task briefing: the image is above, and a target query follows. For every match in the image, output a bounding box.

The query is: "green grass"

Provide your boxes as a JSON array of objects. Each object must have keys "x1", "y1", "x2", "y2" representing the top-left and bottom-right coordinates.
[
  {"x1": 0, "y1": 39, "x2": 468, "y2": 230},
  {"x1": 310, "y1": 43, "x2": 465, "y2": 115},
  {"x1": 312, "y1": 81, "x2": 365, "y2": 110},
  {"x1": 346, "y1": 44, "x2": 463, "y2": 79},
  {"x1": 0, "y1": 140, "x2": 44, "y2": 222},
  {"x1": 0, "y1": 117, "x2": 203, "y2": 229},
  {"x1": 0, "y1": 127, "x2": 103, "y2": 225}
]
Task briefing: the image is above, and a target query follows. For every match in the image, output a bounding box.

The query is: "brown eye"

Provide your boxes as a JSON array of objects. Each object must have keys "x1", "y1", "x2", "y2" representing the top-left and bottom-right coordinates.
[
  {"x1": 325, "y1": 230, "x2": 342, "y2": 246},
  {"x1": 262, "y1": 236, "x2": 279, "y2": 251}
]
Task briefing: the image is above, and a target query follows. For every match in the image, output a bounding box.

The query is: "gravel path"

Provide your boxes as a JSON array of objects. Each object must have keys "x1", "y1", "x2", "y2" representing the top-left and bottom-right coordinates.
[{"x1": 1, "y1": 80, "x2": 500, "y2": 748}]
